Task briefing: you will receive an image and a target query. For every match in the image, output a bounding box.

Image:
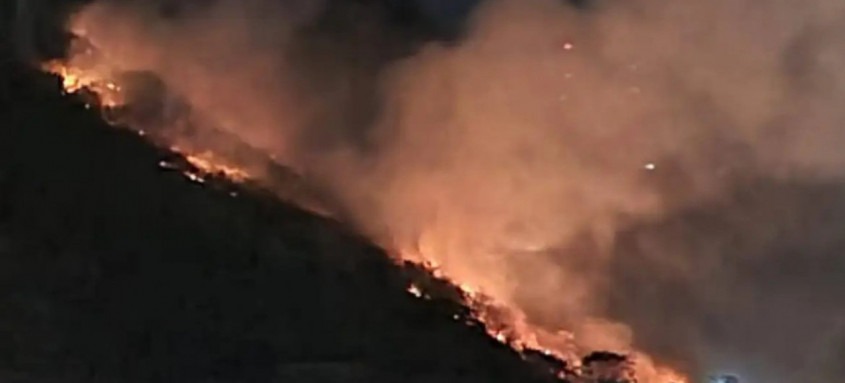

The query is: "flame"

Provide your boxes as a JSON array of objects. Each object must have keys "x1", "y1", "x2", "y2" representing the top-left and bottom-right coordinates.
[
  {"x1": 404, "y1": 257, "x2": 688, "y2": 383},
  {"x1": 407, "y1": 259, "x2": 575, "y2": 360},
  {"x1": 42, "y1": 37, "x2": 687, "y2": 383},
  {"x1": 41, "y1": 60, "x2": 124, "y2": 107},
  {"x1": 180, "y1": 149, "x2": 252, "y2": 183},
  {"x1": 43, "y1": 58, "x2": 255, "y2": 186}
]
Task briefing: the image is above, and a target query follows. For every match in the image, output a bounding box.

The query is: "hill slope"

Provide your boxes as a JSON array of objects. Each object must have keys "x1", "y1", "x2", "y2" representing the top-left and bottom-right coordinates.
[{"x1": 0, "y1": 61, "x2": 561, "y2": 383}]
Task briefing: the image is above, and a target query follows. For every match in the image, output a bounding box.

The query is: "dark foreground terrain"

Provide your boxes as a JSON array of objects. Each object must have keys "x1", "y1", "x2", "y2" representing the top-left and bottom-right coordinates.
[
  {"x1": 8, "y1": 1, "x2": 845, "y2": 383},
  {"x1": 0, "y1": 59, "x2": 568, "y2": 383},
  {"x1": 0, "y1": 19, "x2": 571, "y2": 383}
]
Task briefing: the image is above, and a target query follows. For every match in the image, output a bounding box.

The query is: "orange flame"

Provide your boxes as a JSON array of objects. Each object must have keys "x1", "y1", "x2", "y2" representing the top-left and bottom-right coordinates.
[
  {"x1": 180, "y1": 149, "x2": 252, "y2": 183},
  {"x1": 404, "y1": 258, "x2": 688, "y2": 383},
  {"x1": 41, "y1": 60, "x2": 124, "y2": 108},
  {"x1": 43, "y1": 51, "x2": 687, "y2": 383},
  {"x1": 43, "y1": 59, "x2": 254, "y2": 185}
]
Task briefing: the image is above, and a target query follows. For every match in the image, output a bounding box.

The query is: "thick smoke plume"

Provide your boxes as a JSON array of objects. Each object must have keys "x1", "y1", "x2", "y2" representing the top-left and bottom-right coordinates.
[{"x1": 41, "y1": 0, "x2": 845, "y2": 381}]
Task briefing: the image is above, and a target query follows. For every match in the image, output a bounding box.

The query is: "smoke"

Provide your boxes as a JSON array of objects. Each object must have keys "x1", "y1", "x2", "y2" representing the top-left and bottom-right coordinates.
[
  {"x1": 340, "y1": 1, "x2": 845, "y2": 381},
  {"x1": 49, "y1": 0, "x2": 845, "y2": 381},
  {"x1": 10, "y1": 0, "x2": 88, "y2": 62}
]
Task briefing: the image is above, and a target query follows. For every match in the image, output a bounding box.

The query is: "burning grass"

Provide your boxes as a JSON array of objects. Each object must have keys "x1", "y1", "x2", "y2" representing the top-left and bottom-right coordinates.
[{"x1": 41, "y1": 35, "x2": 688, "y2": 383}]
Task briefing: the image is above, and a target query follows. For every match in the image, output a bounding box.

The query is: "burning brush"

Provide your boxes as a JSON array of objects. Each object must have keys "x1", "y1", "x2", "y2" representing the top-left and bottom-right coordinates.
[
  {"x1": 41, "y1": 36, "x2": 123, "y2": 108},
  {"x1": 402, "y1": 261, "x2": 688, "y2": 383},
  {"x1": 42, "y1": 31, "x2": 689, "y2": 383},
  {"x1": 41, "y1": 34, "x2": 332, "y2": 216}
]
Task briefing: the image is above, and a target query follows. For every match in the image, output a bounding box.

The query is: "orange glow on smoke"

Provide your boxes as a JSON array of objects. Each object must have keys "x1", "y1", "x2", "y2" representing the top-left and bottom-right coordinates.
[
  {"x1": 403, "y1": 256, "x2": 688, "y2": 383},
  {"x1": 43, "y1": 44, "x2": 687, "y2": 383}
]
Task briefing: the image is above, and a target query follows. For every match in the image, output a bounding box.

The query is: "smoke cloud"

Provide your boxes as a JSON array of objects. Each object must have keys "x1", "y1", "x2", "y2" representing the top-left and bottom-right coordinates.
[{"x1": 49, "y1": 0, "x2": 845, "y2": 381}]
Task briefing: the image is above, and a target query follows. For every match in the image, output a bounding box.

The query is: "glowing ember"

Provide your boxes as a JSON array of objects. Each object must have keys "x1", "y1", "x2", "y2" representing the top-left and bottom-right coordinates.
[
  {"x1": 183, "y1": 171, "x2": 206, "y2": 184},
  {"x1": 180, "y1": 150, "x2": 252, "y2": 183},
  {"x1": 406, "y1": 284, "x2": 424, "y2": 298}
]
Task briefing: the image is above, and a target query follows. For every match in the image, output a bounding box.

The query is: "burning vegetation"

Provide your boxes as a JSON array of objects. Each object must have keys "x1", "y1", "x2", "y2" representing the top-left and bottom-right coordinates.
[
  {"x1": 41, "y1": 36, "x2": 689, "y2": 383},
  {"x1": 42, "y1": 56, "x2": 251, "y2": 185},
  {"x1": 403, "y1": 260, "x2": 688, "y2": 383},
  {"x1": 40, "y1": 42, "x2": 330, "y2": 215},
  {"x1": 18, "y1": 0, "x2": 845, "y2": 381},
  {"x1": 41, "y1": 59, "x2": 123, "y2": 107},
  {"x1": 32, "y1": 1, "x2": 731, "y2": 381}
]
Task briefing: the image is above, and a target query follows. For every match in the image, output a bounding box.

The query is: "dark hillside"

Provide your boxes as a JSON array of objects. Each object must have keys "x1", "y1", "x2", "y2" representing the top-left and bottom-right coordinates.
[{"x1": 0, "y1": 58, "x2": 561, "y2": 382}]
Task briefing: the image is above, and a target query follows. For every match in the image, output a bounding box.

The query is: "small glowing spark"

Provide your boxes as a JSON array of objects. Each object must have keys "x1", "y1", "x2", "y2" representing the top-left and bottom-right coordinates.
[
  {"x1": 644, "y1": 163, "x2": 656, "y2": 171},
  {"x1": 158, "y1": 160, "x2": 178, "y2": 170},
  {"x1": 407, "y1": 284, "x2": 423, "y2": 298},
  {"x1": 184, "y1": 172, "x2": 206, "y2": 184}
]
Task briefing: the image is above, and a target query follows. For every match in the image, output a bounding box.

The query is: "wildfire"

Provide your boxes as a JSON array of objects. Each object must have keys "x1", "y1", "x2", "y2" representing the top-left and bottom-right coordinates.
[
  {"x1": 41, "y1": 60, "x2": 124, "y2": 107},
  {"x1": 404, "y1": 259, "x2": 689, "y2": 383},
  {"x1": 42, "y1": 37, "x2": 687, "y2": 383},
  {"x1": 43, "y1": 57, "x2": 255, "y2": 186},
  {"x1": 180, "y1": 150, "x2": 252, "y2": 183},
  {"x1": 404, "y1": 261, "x2": 575, "y2": 360}
]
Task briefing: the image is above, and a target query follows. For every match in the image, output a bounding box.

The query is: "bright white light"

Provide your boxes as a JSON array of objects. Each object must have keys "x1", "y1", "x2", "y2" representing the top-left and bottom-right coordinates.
[
  {"x1": 710, "y1": 375, "x2": 740, "y2": 383},
  {"x1": 644, "y1": 163, "x2": 656, "y2": 171}
]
